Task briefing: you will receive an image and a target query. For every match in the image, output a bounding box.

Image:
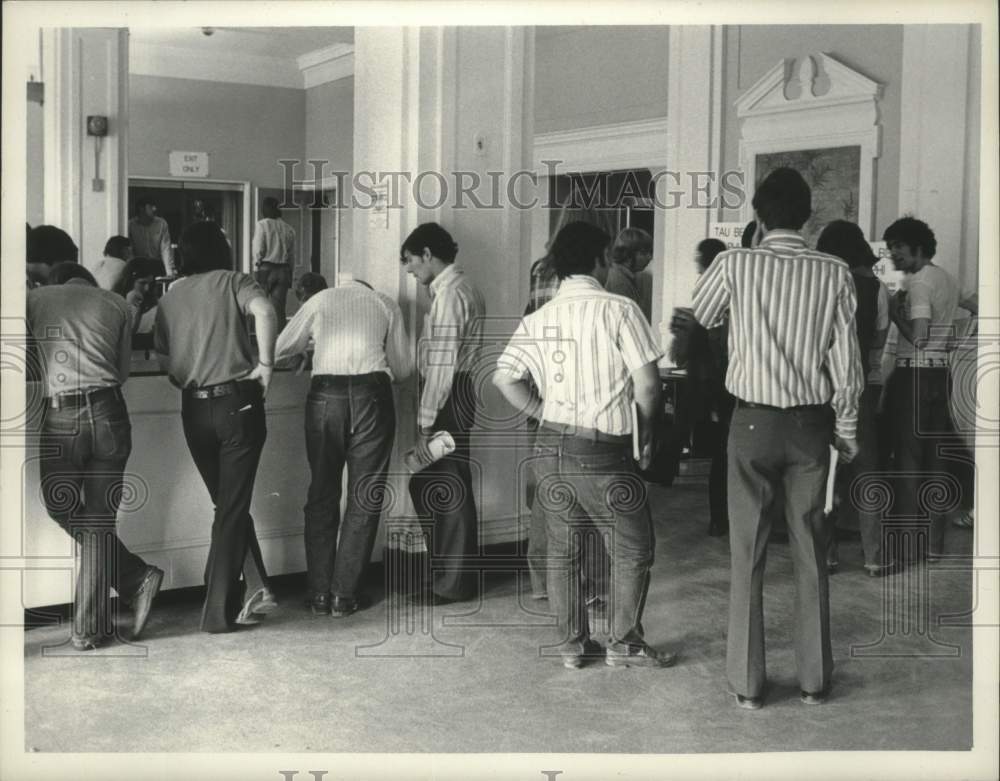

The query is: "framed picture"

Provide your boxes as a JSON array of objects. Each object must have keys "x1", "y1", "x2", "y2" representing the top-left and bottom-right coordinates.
[{"x1": 755, "y1": 145, "x2": 862, "y2": 245}]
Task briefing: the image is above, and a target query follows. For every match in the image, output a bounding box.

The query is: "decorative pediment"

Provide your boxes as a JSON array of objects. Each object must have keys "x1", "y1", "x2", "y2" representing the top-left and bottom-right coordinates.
[
  {"x1": 736, "y1": 52, "x2": 882, "y2": 121},
  {"x1": 737, "y1": 53, "x2": 884, "y2": 237}
]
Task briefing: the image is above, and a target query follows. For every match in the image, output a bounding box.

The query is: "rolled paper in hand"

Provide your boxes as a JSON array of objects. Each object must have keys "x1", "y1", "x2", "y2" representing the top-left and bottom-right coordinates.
[{"x1": 403, "y1": 431, "x2": 456, "y2": 473}]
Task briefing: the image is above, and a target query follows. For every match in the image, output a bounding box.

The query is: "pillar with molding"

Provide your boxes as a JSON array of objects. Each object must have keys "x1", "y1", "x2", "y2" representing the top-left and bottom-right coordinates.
[
  {"x1": 897, "y1": 24, "x2": 980, "y2": 295},
  {"x1": 352, "y1": 27, "x2": 534, "y2": 544},
  {"x1": 42, "y1": 28, "x2": 129, "y2": 265}
]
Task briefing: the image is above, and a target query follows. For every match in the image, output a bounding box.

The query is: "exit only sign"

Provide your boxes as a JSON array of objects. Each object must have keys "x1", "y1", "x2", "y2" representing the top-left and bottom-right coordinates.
[{"x1": 168, "y1": 150, "x2": 210, "y2": 178}]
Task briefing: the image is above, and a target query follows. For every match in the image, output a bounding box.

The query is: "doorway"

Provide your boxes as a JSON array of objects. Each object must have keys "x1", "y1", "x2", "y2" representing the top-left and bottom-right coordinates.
[{"x1": 128, "y1": 178, "x2": 249, "y2": 270}]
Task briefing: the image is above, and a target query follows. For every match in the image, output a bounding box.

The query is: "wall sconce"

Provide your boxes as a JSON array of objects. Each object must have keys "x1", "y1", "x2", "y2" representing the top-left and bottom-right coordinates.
[{"x1": 86, "y1": 115, "x2": 108, "y2": 192}]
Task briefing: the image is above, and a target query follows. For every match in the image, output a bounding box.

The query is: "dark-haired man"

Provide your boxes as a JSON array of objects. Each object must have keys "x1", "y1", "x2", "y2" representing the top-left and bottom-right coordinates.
[
  {"x1": 882, "y1": 216, "x2": 959, "y2": 561},
  {"x1": 26, "y1": 224, "x2": 79, "y2": 289},
  {"x1": 494, "y1": 220, "x2": 673, "y2": 671},
  {"x1": 693, "y1": 167, "x2": 863, "y2": 709},
  {"x1": 28, "y1": 259, "x2": 163, "y2": 649},
  {"x1": 155, "y1": 221, "x2": 278, "y2": 633},
  {"x1": 401, "y1": 222, "x2": 485, "y2": 605},
  {"x1": 128, "y1": 198, "x2": 174, "y2": 276}
]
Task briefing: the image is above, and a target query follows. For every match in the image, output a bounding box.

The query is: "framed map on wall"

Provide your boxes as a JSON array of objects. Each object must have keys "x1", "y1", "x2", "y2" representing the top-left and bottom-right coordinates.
[{"x1": 755, "y1": 145, "x2": 861, "y2": 246}]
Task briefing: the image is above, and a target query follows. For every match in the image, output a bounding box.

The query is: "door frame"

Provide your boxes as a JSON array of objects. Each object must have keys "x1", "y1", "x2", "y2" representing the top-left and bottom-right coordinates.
[{"x1": 128, "y1": 176, "x2": 252, "y2": 272}]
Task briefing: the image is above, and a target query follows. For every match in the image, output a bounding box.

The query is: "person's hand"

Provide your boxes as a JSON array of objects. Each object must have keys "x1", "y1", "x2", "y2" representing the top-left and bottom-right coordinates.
[
  {"x1": 125, "y1": 289, "x2": 144, "y2": 310},
  {"x1": 670, "y1": 308, "x2": 697, "y2": 334},
  {"x1": 414, "y1": 430, "x2": 434, "y2": 465},
  {"x1": 834, "y1": 435, "x2": 859, "y2": 464},
  {"x1": 639, "y1": 441, "x2": 655, "y2": 471},
  {"x1": 246, "y1": 362, "x2": 274, "y2": 397}
]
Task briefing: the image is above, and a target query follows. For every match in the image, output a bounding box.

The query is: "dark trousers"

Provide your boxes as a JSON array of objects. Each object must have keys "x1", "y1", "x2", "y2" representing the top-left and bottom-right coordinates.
[
  {"x1": 181, "y1": 380, "x2": 267, "y2": 632},
  {"x1": 408, "y1": 373, "x2": 479, "y2": 600},
  {"x1": 303, "y1": 373, "x2": 395, "y2": 599},
  {"x1": 831, "y1": 383, "x2": 887, "y2": 567},
  {"x1": 887, "y1": 367, "x2": 956, "y2": 555},
  {"x1": 524, "y1": 418, "x2": 609, "y2": 599},
  {"x1": 533, "y1": 431, "x2": 655, "y2": 652},
  {"x1": 255, "y1": 263, "x2": 292, "y2": 330},
  {"x1": 727, "y1": 405, "x2": 833, "y2": 698},
  {"x1": 39, "y1": 390, "x2": 148, "y2": 641}
]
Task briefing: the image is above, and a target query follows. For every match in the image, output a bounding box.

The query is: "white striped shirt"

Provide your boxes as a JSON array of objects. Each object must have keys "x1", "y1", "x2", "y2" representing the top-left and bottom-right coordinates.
[
  {"x1": 496, "y1": 275, "x2": 664, "y2": 435},
  {"x1": 692, "y1": 230, "x2": 863, "y2": 439},
  {"x1": 275, "y1": 282, "x2": 413, "y2": 380},
  {"x1": 418, "y1": 264, "x2": 486, "y2": 428}
]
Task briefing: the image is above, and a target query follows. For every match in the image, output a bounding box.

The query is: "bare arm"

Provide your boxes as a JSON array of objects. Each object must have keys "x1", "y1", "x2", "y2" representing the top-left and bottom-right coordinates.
[
  {"x1": 631, "y1": 361, "x2": 662, "y2": 470},
  {"x1": 247, "y1": 295, "x2": 277, "y2": 395}
]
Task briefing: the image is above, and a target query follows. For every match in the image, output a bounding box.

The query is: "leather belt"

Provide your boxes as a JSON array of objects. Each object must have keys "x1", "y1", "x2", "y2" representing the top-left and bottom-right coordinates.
[
  {"x1": 735, "y1": 399, "x2": 827, "y2": 413},
  {"x1": 895, "y1": 357, "x2": 949, "y2": 368},
  {"x1": 184, "y1": 379, "x2": 257, "y2": 400},
  {"x1": 49, "y1": 385, "x2": 123, "y2": 411},
  {"x1": 311, "y1": 372, "x2": 388, "y2": 390},
  {"x1": 541, "y1": 422, "x2": 631, "y2": 445}
]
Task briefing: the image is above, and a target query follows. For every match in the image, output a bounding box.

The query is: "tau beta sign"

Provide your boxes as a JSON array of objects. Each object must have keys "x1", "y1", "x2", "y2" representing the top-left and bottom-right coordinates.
[{"x1": 168, "y1": 150, "x2": 210, "y2": 178}]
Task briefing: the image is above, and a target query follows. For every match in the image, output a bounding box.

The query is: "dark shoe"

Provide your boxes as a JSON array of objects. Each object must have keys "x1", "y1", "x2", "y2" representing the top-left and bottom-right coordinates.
[
  {"x1": 605, "y1": 642, "x2": 676, "y2": 669},
  {"x1": 71, "y1": 635, "x2": 103, "y2": 651},
  {"x1": 307, "y1": 593, "x2": 331, "y2": 615},
  {"x1": 130, "y1": 565, "x2": 164, "y2": 640},
  {"x1": 800, "y1": 687, "x2": 830, "y2": 705},
  {"x1": 733, "y1": 692, "x2": 763, "y2": 710},
  {"x1": 561, "y1": 639, "x2": 605, "y2": 670},
  {"x1": 330, "y1": 595, "x2": 369, "y2": 618}
]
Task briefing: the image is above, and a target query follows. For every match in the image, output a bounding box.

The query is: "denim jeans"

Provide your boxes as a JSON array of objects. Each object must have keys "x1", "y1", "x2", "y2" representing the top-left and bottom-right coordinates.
[
  {"x1": 525, "y1": 418, "x2": 610, "y2": 600},
  {"x1": 532, "y1": 430, "x2": 655, "y2": 653},
  {"x1": 39, "y1": 389, "x2": 148, "y2": 641},
  {"x1": 303, "y1": 373, "x2": 395, "y2": 599},
  {"x1": 181, "y1": 380, "x2": 267, "y2": 632}
]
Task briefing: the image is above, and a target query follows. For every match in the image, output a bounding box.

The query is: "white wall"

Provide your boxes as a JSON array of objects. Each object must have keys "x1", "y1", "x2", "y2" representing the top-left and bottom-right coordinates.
[
  {"x1": 129, "y1": 74, "x2": 305, "y2": 186},
  {"x1": 533, "y1": 26, "x2": 670, "y2": 133}
]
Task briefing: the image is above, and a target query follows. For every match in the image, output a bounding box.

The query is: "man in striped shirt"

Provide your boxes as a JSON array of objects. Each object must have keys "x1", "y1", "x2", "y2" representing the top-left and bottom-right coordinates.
[
  {"x1": 276, "y1": 277, "x2": 412, "y2": 617},
  {"x1": 401, "y1": 223, "x2": 486, "y2": 605},
  {"x1": 494, "y1": 221, "x2": 674, "y2": 670},
  {"x1": 692, "y1": 167, "x2": 863, "y2": 709}
]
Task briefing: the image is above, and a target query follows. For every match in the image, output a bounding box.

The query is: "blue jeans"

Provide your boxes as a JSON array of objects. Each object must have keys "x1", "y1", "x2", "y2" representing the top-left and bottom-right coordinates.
[
  {"x1": 533, "y1": 430, "x2": 655, "y2": 653},
  {"x1": 303, "y1": 373, "x2": 395, "y2": 599},
  {"x1": 39, "y1": 389, "x2": 148, "y2": 641}
]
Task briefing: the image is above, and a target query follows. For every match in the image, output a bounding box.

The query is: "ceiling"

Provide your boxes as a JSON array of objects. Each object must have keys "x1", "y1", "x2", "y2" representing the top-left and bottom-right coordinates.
[{"x1": 129, "y1": 27, "x2": 354, "y2": 61}]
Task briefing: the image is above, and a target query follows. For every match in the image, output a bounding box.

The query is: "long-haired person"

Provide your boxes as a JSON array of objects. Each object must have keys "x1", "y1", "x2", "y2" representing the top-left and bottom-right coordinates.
[
  {"x1": 154, "y1": 222, "x2": 278, "y2": 633},
  {"x1": 816, "y1": 220, "x2": 893, "y2": 576}
]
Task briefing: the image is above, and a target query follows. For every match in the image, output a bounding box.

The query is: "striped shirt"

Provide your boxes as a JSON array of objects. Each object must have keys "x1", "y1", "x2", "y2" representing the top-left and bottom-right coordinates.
[
  {"x1": 692, "y1": 230, "x2": 863, "y2": 439},
  {"x1": 252, "y1": 218, "x2": 296, "y2": 266},
  {"x1": 496, "y1": 275, "x2": 663, "y2": 435},
  {"x1": 275, "y1": 281, "x2": 412, "y2": 380},
  {"x1": 418, "y1": 264, "x2": 486, "y2": 429}
]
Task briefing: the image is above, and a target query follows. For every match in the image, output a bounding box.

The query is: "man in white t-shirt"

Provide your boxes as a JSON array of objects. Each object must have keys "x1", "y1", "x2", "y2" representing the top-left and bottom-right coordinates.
[{"x1": 883, "y1": 217, "x2": 959, "y2": 562}]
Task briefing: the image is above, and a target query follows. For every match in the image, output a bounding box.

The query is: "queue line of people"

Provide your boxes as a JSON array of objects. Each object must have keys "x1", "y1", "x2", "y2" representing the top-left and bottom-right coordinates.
[{"x1": 24, "y1": 165, "x2": 973, "y2": 711}]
